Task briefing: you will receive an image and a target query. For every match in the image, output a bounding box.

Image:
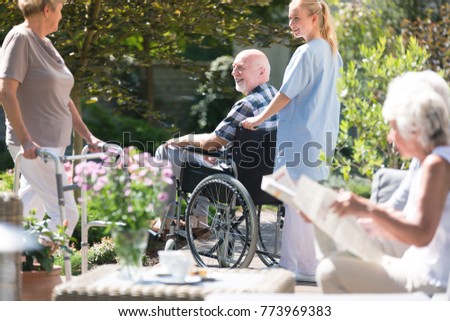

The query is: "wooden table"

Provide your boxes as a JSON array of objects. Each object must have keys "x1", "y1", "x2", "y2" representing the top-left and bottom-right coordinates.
[{"x1": 52, "y1": 264, "x2": 295, "y2": 301}]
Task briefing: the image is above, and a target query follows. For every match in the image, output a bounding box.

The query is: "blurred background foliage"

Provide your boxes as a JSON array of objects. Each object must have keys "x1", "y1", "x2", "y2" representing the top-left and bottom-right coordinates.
[
  {"x1": 327, "y1": 0, "x2": 449, "y2": 179},
  {"x1": 189, "y1": 55, "x2": 240, "y2": 133}
]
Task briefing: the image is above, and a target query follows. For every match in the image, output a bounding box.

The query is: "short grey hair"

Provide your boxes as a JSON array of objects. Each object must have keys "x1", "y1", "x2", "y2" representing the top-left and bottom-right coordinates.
[
  {"x1": 383, "y1": 71, "x2": 450, "y2": 148},
  {"x1": 18, "y1": 0, "x2": 65, "y2": 17}
]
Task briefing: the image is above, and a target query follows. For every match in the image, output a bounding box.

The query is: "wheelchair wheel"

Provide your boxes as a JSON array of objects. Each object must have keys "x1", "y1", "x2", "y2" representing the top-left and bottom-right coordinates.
[
  {"x1": 185, "y1": 174, "x2": 257, "y2": 268},
  {"x1": 256, "y1": 205, "x2": 284, "y2": 267}
]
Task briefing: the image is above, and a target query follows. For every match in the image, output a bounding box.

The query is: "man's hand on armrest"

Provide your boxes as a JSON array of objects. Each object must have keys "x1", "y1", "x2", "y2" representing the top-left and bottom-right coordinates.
[{"x1": 168, "y1": 132, "x2": 228, "y2": 151}]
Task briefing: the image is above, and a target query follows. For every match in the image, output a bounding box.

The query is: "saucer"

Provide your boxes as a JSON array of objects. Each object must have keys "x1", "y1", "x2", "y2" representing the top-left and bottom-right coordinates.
[
  {"x1": 158, "y1": 275, "x2": 202, "y2": 285},
  {"x1": 152, "y1": 267, "x2": 171, "y2": 277}
]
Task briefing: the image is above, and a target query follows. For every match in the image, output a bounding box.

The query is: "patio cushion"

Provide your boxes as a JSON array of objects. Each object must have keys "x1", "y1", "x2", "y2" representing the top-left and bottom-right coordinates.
[{"x1": 370, "y1": 168, "x2": 408, "y2": 203}]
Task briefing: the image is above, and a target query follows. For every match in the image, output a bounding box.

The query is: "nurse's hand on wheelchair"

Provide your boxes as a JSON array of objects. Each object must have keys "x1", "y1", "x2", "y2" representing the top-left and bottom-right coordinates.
[{"x1": 241, "y1": 116, "x2": 262, "y2": 131}]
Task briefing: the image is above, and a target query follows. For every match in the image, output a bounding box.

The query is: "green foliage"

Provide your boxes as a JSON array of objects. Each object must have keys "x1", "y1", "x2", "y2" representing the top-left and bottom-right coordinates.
[
  {"x1": 82, "y1": 103, "x2": 174, "y2": 154},
  {"x1": 323, "y1": 173, "x2": 372, "y2": 198},
  {"x1": 389, "y1": 0, "x2": 448, "y2": 21},
  {"x1": 333, "y1": 1, "x2": 393, "y2": 65},
  {"x1": 54, "y1": 247, "x2": 80, "y2": 275},
  {"x1": 331, "y1": 1, "x2": 447, "y2": 73},
  {"x1": 190, "y1": 55, "x2": 241, "y2": 132},
  {"x1": 55, "y1": 237, "x2": 118, "y2": 275},
  {"x1": 71, "y1": 201, "x2": 108, "y2": 250},
  {"x1": 55, "y1": 236, "x2": 155, "y2": 276},
  {"x1": 347, "y1": 178, "x2": 372, "y2": 199},
  {"x1": 87, "y1": 237, "x2": 117, "y2": 268},
  {"x1": 401, "y1": 3, "x2": 450, "y2": 81},
  {"x1": 327, "y1": 0, "x2": 447, "y2": 182},
  {"x1": 335, "y1": 36, "x2": 429, "y2": 180},
  {"x1": 0, "y1": 168, "x2": 14, "y2": 192},
  {"x1": 23, "y1": 212, "x2": 74, "y2": 273}
]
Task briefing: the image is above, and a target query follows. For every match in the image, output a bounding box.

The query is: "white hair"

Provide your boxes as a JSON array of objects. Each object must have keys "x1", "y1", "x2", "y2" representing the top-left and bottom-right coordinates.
[
  {"x1": 383, "y1": 71, "x2": 450, "y2": 148},
  {"x1": 18, "y1": 0, "x2": 65, "y2": 17}
]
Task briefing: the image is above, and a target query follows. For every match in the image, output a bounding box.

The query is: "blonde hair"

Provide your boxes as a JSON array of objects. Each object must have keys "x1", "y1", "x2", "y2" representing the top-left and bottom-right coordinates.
[
  {"x1": 289, "y1": 0, "x2": 338, "y2": 56},
  {"x1": 18, "y1": 0, "x2": 65, "y2": 17}
]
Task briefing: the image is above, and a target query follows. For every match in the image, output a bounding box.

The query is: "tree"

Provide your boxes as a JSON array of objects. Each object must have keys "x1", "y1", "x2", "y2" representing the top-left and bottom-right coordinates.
[
  {"x1": 0, "y1": 0, "x2": 283, "y2": 154},
  {"x1": 401, "y1": 3, "x2": 450, "y2": 81},
  {"x1": 329, "y1": 0, "x2": 449, "y2": 69},
  {"x1": 335, "y1": 37, "x2": 429, "y2": 180},
  {"x1": 327, "y1": 0, "x2": 448, "y2": 180},
  {"x1": 390, "y1": 0, "x2": 450, "y2": 21},
  {"x1": 333, "y1": 2, "x2": 388, "y2": 64},
  {"x1": 189, "y1": 55, "x2": 240, "y2": 133}
]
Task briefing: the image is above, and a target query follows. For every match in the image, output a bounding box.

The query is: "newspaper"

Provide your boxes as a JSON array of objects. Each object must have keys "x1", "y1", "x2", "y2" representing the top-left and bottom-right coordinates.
[{"x1": 261, "y1": 166, "x2": 385, "y2": 263}]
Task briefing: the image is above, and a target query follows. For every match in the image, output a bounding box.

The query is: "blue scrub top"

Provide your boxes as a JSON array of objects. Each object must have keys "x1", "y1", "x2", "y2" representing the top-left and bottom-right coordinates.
[{"x1": 276, "y1": 38, "x2": 343, "y2": 181}]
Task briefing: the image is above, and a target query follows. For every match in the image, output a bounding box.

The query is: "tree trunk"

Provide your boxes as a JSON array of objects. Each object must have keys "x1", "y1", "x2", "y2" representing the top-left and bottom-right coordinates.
[
  {"x1": 71, "y1": 91, "x2": 83, "y2": 202},
  {"x1": 71, "y1": 93, "x2": 84, "y2": 157},
  {"x1": 146, "y1": 64, "x2": 154, "y2": 111},
  {"x1": 143, "y1": 37, "x2": 155, "y2": 123}
]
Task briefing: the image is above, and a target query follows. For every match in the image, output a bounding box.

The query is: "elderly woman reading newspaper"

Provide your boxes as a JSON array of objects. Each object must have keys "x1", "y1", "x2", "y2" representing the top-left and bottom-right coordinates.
[{"x1": 316, "y1": 72, "x2": 450, "y2": 294}]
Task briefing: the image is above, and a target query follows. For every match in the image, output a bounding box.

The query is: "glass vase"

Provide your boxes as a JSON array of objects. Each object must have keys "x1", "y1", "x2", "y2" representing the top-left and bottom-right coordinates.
[{"x1": 112, "y1": 228, "x2": 149, "y2": 281}]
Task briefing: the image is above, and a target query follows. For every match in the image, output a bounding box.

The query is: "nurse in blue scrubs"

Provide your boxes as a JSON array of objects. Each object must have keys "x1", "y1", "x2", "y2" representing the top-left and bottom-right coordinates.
[{"x1": 242, "y1": 0, "x2": 342, "y2": 282}]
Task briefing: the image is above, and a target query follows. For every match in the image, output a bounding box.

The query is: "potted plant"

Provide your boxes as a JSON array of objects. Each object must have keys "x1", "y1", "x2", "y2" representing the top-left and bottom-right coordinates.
[
  {"x1": 22, "y1": 211, "x2": 73, "y2": 300},
  {"x1": 73, "y1": 147, "x2": 173, "y2": 280}
]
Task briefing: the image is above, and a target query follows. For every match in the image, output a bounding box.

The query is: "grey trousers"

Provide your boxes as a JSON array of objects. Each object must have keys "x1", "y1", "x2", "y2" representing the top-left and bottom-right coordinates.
[{"x1": 154, "y1": 144, "x2": 210, "y2": 222}]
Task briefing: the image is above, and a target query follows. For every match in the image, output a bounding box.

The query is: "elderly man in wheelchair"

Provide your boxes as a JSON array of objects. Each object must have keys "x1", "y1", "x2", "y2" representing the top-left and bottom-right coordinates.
[{"x1": 154, "y1": 49, "x2": 281, "y2": 268}]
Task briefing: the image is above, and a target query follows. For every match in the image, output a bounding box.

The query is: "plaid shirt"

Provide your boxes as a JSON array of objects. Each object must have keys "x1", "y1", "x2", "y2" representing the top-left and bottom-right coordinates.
[{"x1": 214, "y1": 82, "x2": 278, "y2": 142}]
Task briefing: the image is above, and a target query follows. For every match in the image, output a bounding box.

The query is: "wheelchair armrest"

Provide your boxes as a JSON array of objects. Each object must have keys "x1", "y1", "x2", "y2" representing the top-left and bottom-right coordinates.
[{"x1": 182, "y1": 145, "x2": 226, "y2": 159}]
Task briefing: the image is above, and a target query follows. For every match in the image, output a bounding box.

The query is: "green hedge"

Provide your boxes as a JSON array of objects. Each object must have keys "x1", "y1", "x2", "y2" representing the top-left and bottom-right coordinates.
[{"x1": 82, "y1": 103, "x2": 175, "y2": 154}]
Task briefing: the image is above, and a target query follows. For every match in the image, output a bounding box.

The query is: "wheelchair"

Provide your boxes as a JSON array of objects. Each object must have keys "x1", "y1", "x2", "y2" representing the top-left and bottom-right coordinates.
[{"x1": 157, "y1": 127, "x2": 284, "y2": 269}]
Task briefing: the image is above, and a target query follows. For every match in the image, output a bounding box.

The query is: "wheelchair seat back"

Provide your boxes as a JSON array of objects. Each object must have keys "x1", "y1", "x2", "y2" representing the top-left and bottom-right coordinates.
[{"x1": 232, "y1": 127, "x2": 280, "y2": 206}]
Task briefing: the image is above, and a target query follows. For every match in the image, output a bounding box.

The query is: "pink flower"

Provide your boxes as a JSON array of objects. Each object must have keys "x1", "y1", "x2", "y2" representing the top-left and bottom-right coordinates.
[
  {"x1": 162, "y1": 176, "x2": 174, "y2": 185},
  {"x1": 73, "y1": 175, "x2": 81, "y2": 184},
  {"x1": 93, "y1": 180, "x2": 106, "y2": 192},
  {"x1": 129, "y1": 163, "x2": 140, "y2": 172},
  {"x1": 73, "y1": 149, "x2": 175, "y2": 230},
  {"x1": 162, "y1": 167, "x2": 173, "y2": 178},
  {"x1": 157, "y1": 192, "x2": 169, "y2": 202},
  {"x1": 144, "y1": 178, "x2": 153, "y2": 186},
  {"x1": 64, "y1": 162, "x2": 73, "y2": 183}
]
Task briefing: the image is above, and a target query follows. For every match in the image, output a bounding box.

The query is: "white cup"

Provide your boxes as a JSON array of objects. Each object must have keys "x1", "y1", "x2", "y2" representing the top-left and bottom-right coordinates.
[{"x1": 158, "y1": 251, "x2": 192, "y2": 281}]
